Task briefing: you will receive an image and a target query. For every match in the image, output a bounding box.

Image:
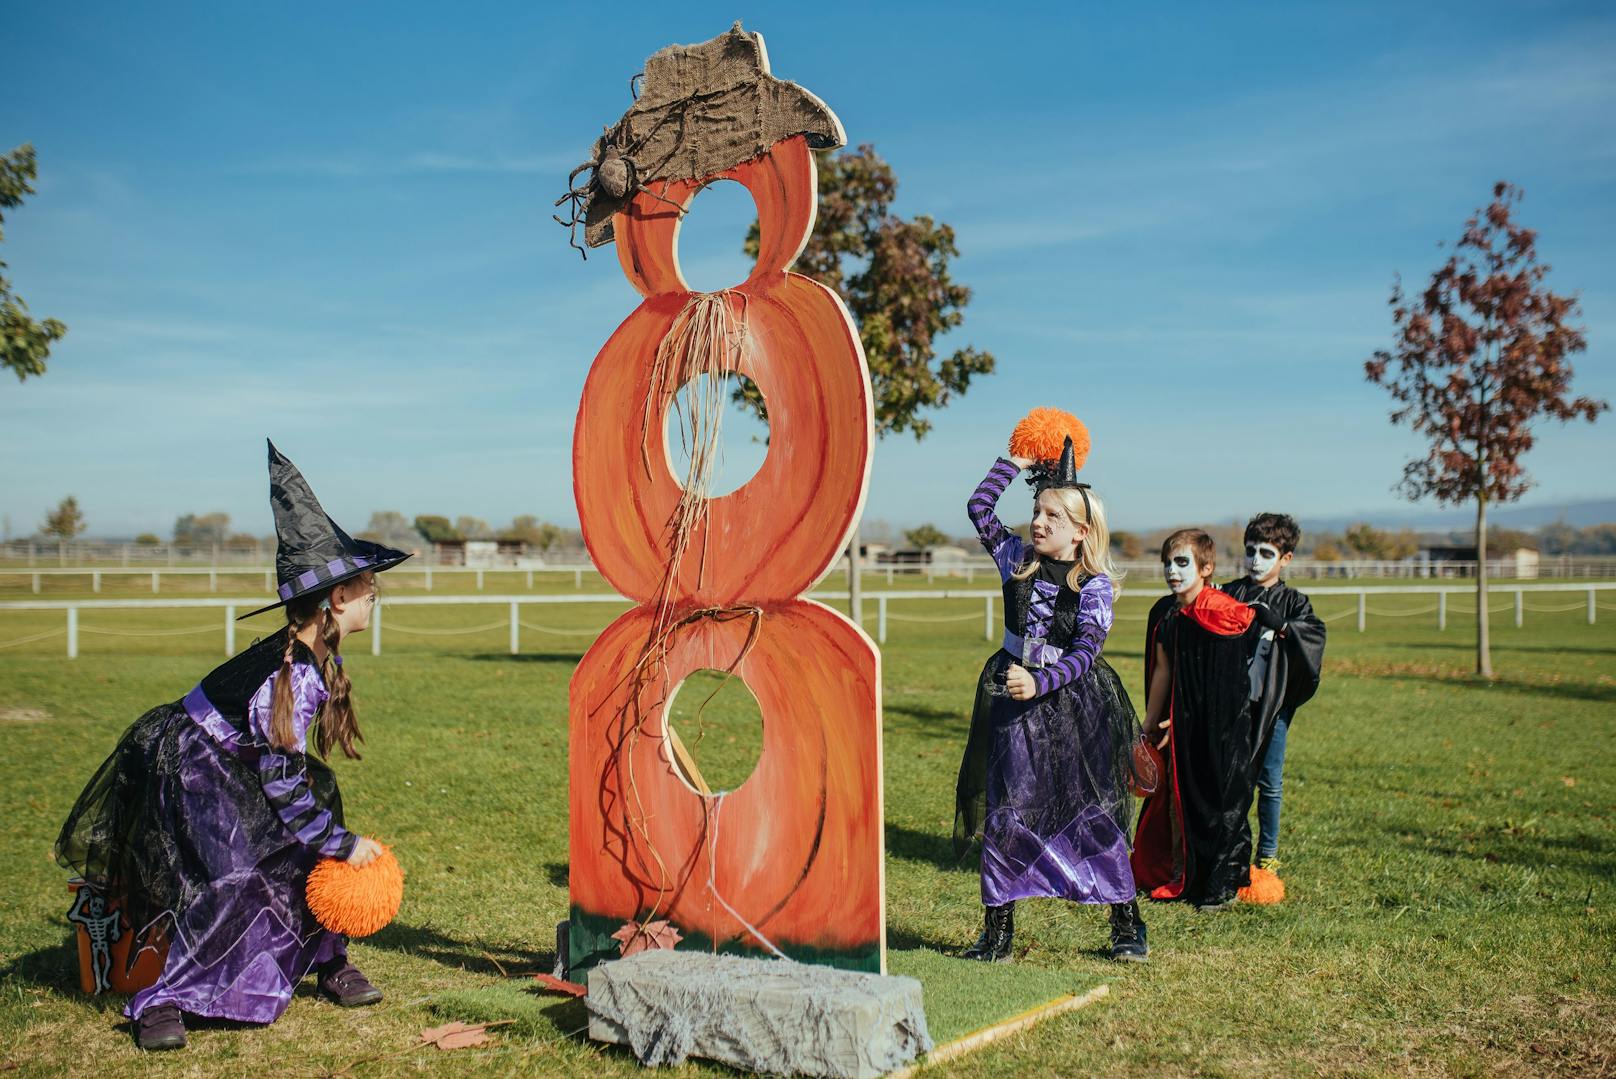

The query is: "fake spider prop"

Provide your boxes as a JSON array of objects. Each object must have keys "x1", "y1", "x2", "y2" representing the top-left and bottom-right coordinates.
[{"x1": 553, "y1": 78, "x2": 692, "y2": 259}]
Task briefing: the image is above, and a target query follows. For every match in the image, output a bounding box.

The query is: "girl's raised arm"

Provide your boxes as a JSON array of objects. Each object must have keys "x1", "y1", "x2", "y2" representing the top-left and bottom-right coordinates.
[{"x1": 967, "y1": 456, "x2": 1032, "y2": 581}]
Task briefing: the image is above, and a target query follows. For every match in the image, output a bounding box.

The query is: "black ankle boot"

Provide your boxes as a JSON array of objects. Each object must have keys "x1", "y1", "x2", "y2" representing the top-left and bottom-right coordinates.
[
  {"x1": 963, "y1": 902, "x2": 1015, "y2": 963},
  {"x1": 1108, "y1": 899, "x2": 1149, "y2": 962}
]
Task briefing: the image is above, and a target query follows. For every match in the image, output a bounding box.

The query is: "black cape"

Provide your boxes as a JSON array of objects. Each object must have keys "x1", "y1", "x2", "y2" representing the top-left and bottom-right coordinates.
[
  {"x1": 1223, "y1": 577, "x2": 1327, "y2": 758},
  {"x1": 1130, "y1": 589, "x2": 1260, "y2": 904}
]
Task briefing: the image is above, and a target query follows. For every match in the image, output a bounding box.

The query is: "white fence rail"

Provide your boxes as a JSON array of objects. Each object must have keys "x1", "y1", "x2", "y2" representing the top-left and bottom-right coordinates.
[
  {"x1": 2, "y1": 583, "x2": 1613, "y2": 658},
  {"x1": 0, "y1": 564, "x2": 602, "y2": 594}
]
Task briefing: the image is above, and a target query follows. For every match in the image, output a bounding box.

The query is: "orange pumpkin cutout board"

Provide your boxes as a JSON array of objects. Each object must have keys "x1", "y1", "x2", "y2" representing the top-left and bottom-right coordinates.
[{"x1": 567, "y1": 38, "x2": 883, "y2": 976}]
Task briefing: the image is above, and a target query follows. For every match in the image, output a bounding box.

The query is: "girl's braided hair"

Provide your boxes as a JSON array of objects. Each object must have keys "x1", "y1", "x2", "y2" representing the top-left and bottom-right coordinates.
[{"x1": 267, "y1": 574, "x2": 368, "y2": 759}]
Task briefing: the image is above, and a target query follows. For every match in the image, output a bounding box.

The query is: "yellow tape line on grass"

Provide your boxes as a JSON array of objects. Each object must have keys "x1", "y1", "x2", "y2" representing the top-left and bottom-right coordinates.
[{"x1": 888, "y1": 984, "x2": 1111, "y2": 1077}]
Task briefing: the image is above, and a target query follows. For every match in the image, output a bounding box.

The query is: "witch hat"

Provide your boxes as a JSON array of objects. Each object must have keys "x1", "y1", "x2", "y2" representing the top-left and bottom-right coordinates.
[
  {"x1": 1026, "y1": 436, "x2": 1085, "y2": 491},
  {"x1": 1026, "y1": 436, "x2": 1094, "y2": 519},
  {"x1": 238, "y1": 440, "x2": 412, "y2": 619}
]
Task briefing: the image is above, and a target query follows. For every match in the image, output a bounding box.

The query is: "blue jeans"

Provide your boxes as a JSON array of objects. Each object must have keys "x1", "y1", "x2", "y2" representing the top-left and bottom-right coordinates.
[{"x1": 1255, "y1": 711, "x2": 1291, "y2": 861}]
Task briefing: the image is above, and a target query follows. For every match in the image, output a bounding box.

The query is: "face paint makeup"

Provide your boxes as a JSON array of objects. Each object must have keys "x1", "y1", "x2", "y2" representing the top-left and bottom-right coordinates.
[
  {"x1": 1030, "y1": 492, "x2": 1083, "y2": 560},
  {"x1": 1164, "y1": 545, "x2": 1199, "y2": 595},
  {"x1": 1245, "y1": 542, "x2": 1281, "y2": 580}
]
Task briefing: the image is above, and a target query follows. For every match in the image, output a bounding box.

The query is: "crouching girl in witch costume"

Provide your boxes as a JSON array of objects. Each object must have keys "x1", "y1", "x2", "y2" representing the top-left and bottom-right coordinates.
[
  {"x1": 54, "y1": 442, "x2": 409, "y2": 1051},
  {"x1": 953, "y1": 418, "x2": 1149, "y2": 963}
]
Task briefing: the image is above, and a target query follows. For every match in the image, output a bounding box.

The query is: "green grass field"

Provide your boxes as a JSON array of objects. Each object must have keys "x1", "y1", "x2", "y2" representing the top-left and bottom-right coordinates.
[{"x1": 2, "y1": 587, "x2": 1613, "y2": 1076}]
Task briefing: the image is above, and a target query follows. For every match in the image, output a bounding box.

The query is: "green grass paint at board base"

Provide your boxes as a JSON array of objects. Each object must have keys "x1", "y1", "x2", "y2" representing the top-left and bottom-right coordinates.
[
  {"x1": 1, "y1": 598, "x2": 1613, "y2": 1075},
  {"x1": 565, "y1": 905, "x2": 882, "y2": 978}
]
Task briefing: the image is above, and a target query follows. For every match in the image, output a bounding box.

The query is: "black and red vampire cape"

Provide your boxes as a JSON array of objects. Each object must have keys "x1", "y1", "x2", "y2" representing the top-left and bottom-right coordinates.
[{"x1": 1131, "y1": 587, "x2": 1258, "y2": 904}]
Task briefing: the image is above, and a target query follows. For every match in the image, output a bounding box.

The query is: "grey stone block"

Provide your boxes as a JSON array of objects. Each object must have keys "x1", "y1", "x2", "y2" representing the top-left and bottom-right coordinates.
[{"x1": 586, "y1": 950, "x2": 932, "y2": 1077}]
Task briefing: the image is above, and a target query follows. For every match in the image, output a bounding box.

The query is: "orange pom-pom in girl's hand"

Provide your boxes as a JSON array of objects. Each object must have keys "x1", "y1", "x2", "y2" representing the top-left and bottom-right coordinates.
[
  {"x1": 1009, "y1": 408, "x2": 1090, "y2": 469},
  {"x1": 306, "y1": 841, "x2": 404, "y2": 937}
]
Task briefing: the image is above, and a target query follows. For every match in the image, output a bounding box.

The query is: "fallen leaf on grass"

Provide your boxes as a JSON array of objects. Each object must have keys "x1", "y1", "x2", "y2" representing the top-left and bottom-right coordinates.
[
  {"x1": 533, "y1": 973, "x2": 588, "y2": 997},
  {"x1": 1561, "y1": 776, "x2": 1576, "y2": 787},
  {"x1": 418, "y1": 1019, "x2": 514, "y2": 1050}
]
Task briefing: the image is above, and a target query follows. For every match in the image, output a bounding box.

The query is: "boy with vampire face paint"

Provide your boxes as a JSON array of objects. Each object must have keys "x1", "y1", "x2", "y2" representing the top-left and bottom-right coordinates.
[
  {"x1": 1223, "y1": 513, "x2": 1327, "y2": 882},
  {"x1": 1131, "y1": 529, "x2": 1263, "y2": 909}
]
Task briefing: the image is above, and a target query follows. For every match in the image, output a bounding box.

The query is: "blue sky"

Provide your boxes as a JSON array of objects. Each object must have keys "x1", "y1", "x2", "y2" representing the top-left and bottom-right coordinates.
[{"x1": 3, "y1": 1, "x2": 1613, "y2": 540}]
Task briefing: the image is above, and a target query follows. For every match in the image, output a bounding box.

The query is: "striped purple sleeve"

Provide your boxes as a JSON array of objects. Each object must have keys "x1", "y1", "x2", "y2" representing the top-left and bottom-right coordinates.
[
  {"x1": 1032, "y1": 578, "x2": 1115, "y2": 695},
  {"x1": 967, "y1": 457, "x2": 1026, "y2": 581},
  {"x1": 247, "y1": 665, "x2": 357, "y2": 860}
]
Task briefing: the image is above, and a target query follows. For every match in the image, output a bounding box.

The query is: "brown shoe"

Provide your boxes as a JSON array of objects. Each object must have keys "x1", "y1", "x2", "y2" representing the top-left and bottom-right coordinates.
[
  {"x1": 317, "y1": 959, "x2": 383, "y2": 1007},
  {"x1": 135, "y1": 1004, "x2": 187, "y2": 1050}
]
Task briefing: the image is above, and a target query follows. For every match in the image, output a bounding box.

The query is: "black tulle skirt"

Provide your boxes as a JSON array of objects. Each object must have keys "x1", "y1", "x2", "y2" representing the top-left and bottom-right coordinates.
[{"x1": 55, "y1": 702, "x2": 346, "y2": 1021}]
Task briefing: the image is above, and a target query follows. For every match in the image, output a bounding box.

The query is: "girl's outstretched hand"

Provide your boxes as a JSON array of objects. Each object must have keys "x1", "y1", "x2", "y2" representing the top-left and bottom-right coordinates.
[
  {"x1": 1009, "y1": 454, "x2": 1034, "y2": 470},
  {"x1": 1005, "y1": 663, "x2": 1037, "y2": 701},
  {"x1": 347, "y1": 836, "x2": 383, "y2": 867}
]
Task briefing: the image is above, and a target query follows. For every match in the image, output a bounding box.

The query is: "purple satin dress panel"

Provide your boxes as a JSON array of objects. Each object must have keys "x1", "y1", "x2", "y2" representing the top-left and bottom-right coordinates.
[{"x1": 124, "y1": 663, "x2": 347, "y2": 1023}]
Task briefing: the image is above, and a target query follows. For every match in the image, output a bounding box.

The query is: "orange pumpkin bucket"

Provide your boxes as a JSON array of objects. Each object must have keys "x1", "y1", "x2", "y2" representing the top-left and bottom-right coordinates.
[{"x1": 66, "y1": 880, "x2": 167, "y2": 995}]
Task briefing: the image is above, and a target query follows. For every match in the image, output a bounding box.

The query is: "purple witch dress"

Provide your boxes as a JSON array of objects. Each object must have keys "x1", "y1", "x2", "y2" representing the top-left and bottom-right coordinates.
[
  {"x1": 55, "y1": 629, "x2": 358, "y2": 1022},
  {"x1": 953, "y1": 458, "x2": 1141, "y2": 906}
]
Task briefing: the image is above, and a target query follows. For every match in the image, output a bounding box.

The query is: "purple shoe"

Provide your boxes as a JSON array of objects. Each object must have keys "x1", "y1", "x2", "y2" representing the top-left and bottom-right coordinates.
[
  {"x1": 135, "y1": 1004, "x2": 186, "y2": 1051},
  {"x1": 317, "y1": 959, "x2": 383, "y2": 1007}
]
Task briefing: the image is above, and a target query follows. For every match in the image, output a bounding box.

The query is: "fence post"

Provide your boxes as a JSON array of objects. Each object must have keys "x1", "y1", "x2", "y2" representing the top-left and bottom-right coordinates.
[
  {"x1": 1514, "y1": 590, "x2": 1523, "y2": 629},
  {"x1": 209, "y1": 569, "x2": 217, "y2": 592},
  {"x1": 1357, "y1": 591, "x2": 1366, "y2": 633},
  {"x1": 67, "y1": 607, "x2": 78, "y2": 659},
  {"x1": 510, "y1": 601, "x2": 520, "y2": 655},
  {"x1": 886, "y1": 566, "x2": 894, "y2": 585},
  {"x1": 92, "y1": 570, "x2": 101, "y2": 593},
  {"x1": 425, "y1": 567, "x2": 433, "y2": 591},
  {"x1": 32, "y1": 572, "x2": 40, "y2": 594},
  {"x1": 878, "y1": 595, "x2": 888, "y2": 644},
  {"x1": 1589, "y1": 588, "x2": 1597, "y2": 626},
  {"x1": 372, "y1": 603, "x2": 382, "y2": 656},
  {"x1": 526, "y1": 569, "x2": 533, "y2": 589},
  {"x1": 225, "y1": 606, "x2": 236, "y2": 656},
  {"x1": 152, "y1": 571, "x2": 160, "y2": 594},
  {"x1": 264, "y1": 570, "x2": 272, "y2": 591},
  {"x1": 985, "y1": 595, "x2": 995, "y2": 641},
  {"x1": 1438, "y1": 591, "x2": 1447, "y2": 631},
  {"x1": 575, "y1": 568, "x2": 583, "y2": 589},
  {"x1": 476, "y1": 569, "x2": 484, "y2": 591}
]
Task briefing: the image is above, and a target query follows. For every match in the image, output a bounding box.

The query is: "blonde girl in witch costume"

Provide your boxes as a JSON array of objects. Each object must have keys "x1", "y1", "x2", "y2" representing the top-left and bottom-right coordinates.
[
  {"x1": 54, "y1": 442, "x2": 409, "y2": 1051},
  {"x1": 953, "y1": 409, "x2": 1149, "y2": 963}
]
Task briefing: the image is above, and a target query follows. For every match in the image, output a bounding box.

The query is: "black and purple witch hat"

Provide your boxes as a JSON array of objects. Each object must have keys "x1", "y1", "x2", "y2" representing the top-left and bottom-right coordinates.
[{"x1": 238, "y1": 440, "x2": 412, "y2": 620}]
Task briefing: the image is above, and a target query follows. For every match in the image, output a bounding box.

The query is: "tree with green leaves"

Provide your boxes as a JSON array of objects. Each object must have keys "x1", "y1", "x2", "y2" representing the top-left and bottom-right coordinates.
[
  {"x1": 1365, "y1": 182, "x2": 1605, "y2": 677},
  {"x1": 173, "y1": 513, "x2": 231, "y2": 547},
  {"x1": 2, "y1": 144, "x2": 67, "y2": 382},
  {"x1": 413, "y1": 516, "x2": 462, "y2": 544},
  {"x1": 741, "y1": 144, "x2": 997, "y2": 616},
  {"x1": 42, "y1": 496, "x2": 86, "y2": 540},
  {"x1": 504, "y1": 514, "x2": 562, "y2": 552},
  {"x1": 903, "y1": 523, "x2": 949, "y2": 549}
]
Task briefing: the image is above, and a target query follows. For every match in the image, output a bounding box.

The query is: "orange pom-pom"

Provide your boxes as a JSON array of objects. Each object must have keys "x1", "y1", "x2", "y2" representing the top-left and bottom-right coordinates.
[
  {"x1": 1009, "y1": 408, "x2": 1090, "y2": 469},
  {"x1": 1237, "y1": 865, "x2": 1285, "y2": 905},
  {"x1": 306, "y1": 842, "x2": 404, "y2": 937}
]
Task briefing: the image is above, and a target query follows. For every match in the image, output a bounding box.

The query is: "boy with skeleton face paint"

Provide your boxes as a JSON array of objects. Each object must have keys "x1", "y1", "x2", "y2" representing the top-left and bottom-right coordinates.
[
  {"x1": 1223, "y1": 513, "x2": 1327, "y2": 881},
  {"x1": 1132, "y1": 529, "x2": 1264, "y2": 909}
]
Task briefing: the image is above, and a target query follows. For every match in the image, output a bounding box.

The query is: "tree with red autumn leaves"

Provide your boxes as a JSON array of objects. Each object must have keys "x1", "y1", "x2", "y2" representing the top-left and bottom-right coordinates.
[{"x1": 1365, "y1": 182, "x2": 1605, "y2": 677}]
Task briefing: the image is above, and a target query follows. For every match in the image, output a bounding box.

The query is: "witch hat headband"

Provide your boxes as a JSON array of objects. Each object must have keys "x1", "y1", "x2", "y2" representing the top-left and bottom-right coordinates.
[
  {"x1": 1025, "y1": 436, "x2": 1094, "y2": 520},
  {"x1": 238, "y1": 440, "x2": 412, "y2": 620}
]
